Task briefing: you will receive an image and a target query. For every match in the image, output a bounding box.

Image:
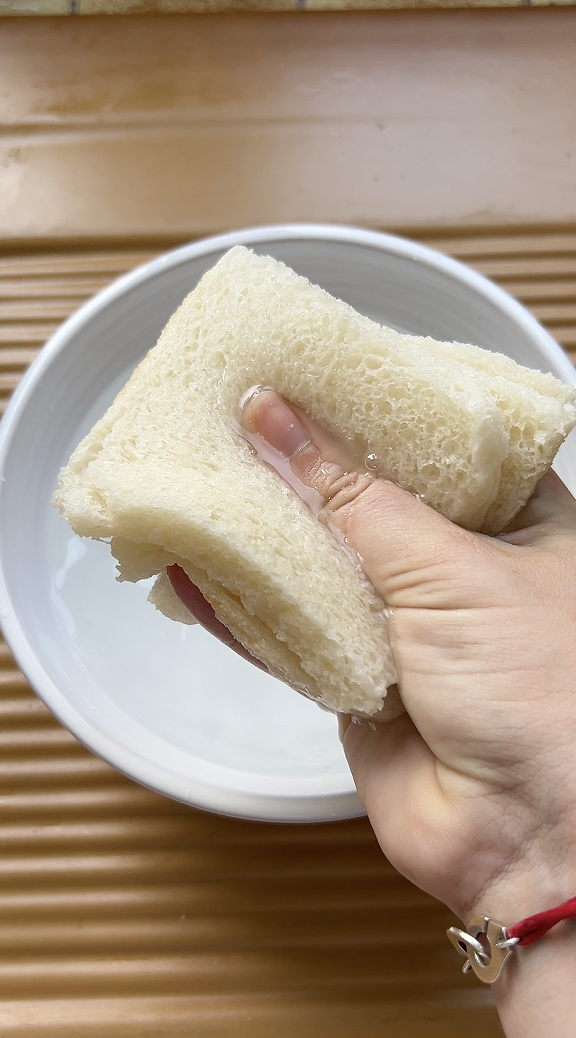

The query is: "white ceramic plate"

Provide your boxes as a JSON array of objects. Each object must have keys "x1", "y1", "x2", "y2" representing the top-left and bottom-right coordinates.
[{"x1": 1, "y1": 224, "x2": 575, "y2": 823}]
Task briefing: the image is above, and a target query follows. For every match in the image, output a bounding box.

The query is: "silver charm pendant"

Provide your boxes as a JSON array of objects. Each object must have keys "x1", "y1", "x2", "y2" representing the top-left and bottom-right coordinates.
[{"x1": 447, "y1": 915, "x2": 518, "y2": 983}]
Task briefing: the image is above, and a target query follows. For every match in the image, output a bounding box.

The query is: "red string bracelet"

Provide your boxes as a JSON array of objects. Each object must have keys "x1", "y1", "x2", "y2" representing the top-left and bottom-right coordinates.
[
  {"x1": 447, "y1": 894, "x2": 576, "y2": 983},
  {"x1": 507, "y1": 894, "x2": 576, "y2": 946}
]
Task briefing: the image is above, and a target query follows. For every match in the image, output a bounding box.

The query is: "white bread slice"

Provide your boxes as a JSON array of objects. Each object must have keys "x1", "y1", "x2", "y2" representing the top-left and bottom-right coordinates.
[
  {"x1": 404, "y1": 334, "x2": 576, "y2": 533},
  {"x1": 148, "y1": 570, "x2": 198, "y2": 626},
  {"x1": 53, "y1": 246, "x2": 576, "y2": 719}
]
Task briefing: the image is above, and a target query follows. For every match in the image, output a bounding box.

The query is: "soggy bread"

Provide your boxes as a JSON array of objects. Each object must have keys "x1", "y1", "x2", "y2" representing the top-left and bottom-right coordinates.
[
  {"x1": 405, "y1": 333, "x2": 576, "y2": 533},
  {"x1": 53, "y1": 246, "x2": 576, "y2": 719}
]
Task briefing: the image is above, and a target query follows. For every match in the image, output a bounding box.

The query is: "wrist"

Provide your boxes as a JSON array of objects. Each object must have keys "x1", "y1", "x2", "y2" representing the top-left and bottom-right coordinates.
[
  {"x1": 448, "y1": 869, "x2": 576, "y2": 1035},
  {"x1": 467, "y1": 867, "x2": 576, "y2": 929},
  {"x1": 492, "y1": 921, "x2": 576, "y2": 1038},
  {"x1": 453, "y1": 797, "x2": 576, "y2": 927},
  {"x1": 449, "y1": 884, "x2": 576, "y2": 983}
]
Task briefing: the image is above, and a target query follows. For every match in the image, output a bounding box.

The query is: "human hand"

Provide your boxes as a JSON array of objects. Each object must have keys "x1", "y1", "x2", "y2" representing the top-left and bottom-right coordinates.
[{"x1": 239, "y1": 387, "x2": 576, "y2": 936}]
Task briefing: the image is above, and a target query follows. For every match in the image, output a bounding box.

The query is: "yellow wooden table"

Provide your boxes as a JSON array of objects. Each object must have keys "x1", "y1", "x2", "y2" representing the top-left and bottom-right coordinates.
[{"x1": 1, "y1": 10, "x2": 575, "y2": 1036}]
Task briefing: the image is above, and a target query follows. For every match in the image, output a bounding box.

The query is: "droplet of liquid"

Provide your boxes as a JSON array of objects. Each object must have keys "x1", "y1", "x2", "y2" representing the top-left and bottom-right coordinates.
[{"x1": 364, "y1": 453, "x2": 380, "y2": 471}]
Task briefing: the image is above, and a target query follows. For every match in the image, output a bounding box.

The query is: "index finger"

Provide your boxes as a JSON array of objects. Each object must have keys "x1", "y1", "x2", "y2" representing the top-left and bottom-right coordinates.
[{"x1": 498, "y1": 470, "x2": 576, "y2": 546}]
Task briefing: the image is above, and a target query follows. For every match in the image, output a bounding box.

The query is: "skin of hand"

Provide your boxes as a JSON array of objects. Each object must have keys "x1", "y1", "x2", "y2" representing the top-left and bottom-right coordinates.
[
  {"x1": 173, "y1": 385, "x2": 576, "y2": 1034},
  {"x1": 239, "y1": 388, "x2": 576, "y2": 941}
]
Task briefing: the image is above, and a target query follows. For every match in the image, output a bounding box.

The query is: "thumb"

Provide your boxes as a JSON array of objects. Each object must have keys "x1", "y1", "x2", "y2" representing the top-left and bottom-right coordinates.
[{"x1": 241, "y1": 388, "x2": 486, "y2": 610}]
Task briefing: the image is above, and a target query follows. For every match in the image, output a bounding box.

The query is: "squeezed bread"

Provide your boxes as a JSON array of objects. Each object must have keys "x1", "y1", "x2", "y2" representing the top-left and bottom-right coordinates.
[
  {"x1": 406, "y1": 334, "x2": 576, "y2": 533},
  {"x1": 53, "y1": 246, "x2": 576, "y2": 718}
]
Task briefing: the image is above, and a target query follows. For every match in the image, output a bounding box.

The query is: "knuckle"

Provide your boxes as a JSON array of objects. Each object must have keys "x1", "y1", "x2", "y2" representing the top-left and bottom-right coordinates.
[
  {"x1": 323, "y1": 470, "x2": 375, "y2": 514},
  {"x1": 297, "y1": 454, "x2": 340, "y2": 495},
  {"x1": 293, "y1": 448, "x2": 375, "y2": 516}
]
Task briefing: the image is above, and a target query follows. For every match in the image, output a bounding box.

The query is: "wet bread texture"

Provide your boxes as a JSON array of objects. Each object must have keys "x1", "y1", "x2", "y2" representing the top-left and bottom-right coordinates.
[{"x1": 53, "y1": 247, "x2": 576, "y2": 718}]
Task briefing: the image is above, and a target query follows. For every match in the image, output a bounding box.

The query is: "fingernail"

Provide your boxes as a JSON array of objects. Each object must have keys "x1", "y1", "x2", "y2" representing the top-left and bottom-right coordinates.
[
  {"x1": 238, "y1": 385, "x2": 275, "y2": 411},
  {"x1": 242, "y1": 389, "x2": 312, "y2": 459}
]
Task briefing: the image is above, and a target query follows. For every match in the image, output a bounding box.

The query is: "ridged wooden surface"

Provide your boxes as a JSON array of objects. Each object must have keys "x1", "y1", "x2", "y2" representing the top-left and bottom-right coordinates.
[
  {"x1": 1, "y1": 229, "x2": 575, "y2": 416},
  {"x1": 0, "y1": 227, "x2": 575, "y2": 1035},
  {"x1": 3, "y1": 11, "x2": 576, "y2": 239}
]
